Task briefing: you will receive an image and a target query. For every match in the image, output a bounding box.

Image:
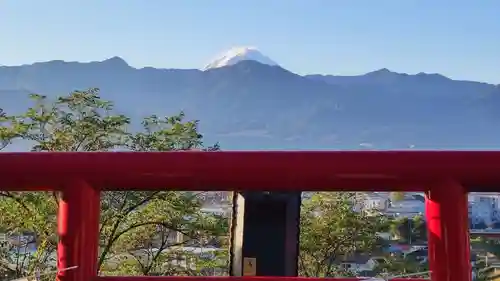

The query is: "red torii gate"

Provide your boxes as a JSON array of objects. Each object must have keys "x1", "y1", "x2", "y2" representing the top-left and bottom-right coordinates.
[{"x1": 0, "y1": 151, "x2": 493, "y2": 281}]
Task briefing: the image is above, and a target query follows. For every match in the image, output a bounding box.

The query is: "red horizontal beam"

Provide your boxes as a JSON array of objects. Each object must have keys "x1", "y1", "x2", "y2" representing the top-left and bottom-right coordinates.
[
  {"x1": 95, "y1": 277, "x2": 427, "y2": 281},
  {"x1": 1, "y1": 151, "x2": 500, "y2": 191}
]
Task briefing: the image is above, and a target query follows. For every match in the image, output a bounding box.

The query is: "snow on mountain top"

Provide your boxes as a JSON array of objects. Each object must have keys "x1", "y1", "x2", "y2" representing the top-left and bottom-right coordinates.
[{"x1": 203, "y1": 46, "x2": 279, "y2": 71}]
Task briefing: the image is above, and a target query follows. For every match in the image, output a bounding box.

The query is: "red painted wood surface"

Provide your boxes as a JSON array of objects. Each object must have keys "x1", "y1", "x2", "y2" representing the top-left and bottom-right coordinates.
[
  {"x1": 1, "y1": 151, "x2": 483, "y2": 281},
  {"x1": 0, "y1": 151, "x2": 499, "y2": 191}
]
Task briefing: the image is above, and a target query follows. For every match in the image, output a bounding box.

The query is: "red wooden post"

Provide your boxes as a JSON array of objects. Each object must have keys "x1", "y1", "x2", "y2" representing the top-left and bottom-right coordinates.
[
  {"x1": 57, "y1": 180, "x2": 100, "y2": 281},
  {"x1": 426, "y1": 180, "x2": 471, "y2": 281},
  {"x1": 426, "y1": 189, "x2": 446, "y2": 281},
  {"x1": 441, "y1": 180, "x2": 471, "y2": 281}
]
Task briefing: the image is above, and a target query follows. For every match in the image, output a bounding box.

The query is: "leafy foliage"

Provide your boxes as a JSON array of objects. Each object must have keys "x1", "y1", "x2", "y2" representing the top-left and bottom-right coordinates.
[
  {"x1": 0, "y1": 108, "x2": 28, "y2": 151},
  {"x1": 472, "y1": 238, "x2": 500, "y2": 280},
  {"x1": 99, "y1": 191, "x2": 229, "y2": 276},
  {"x1": 0, "y1": 89, "x2": 228, "y2": 278},
  {"x1": 17, "y1": 90, "x2": 130, "y2": 152},
  {"x1": 389, "y1": 216, "x2": 427, "y2": 243},
  {"x1": 298, "y1": 193, "x2": 430, "y2": 278},
  {"x1": 372, "y1": 255, "x2": 428, "y2": 278},
  {"x1": 0, "y1": 192, "x2": 58, "y2": 279},
  {"x1": 298, "y1": 192, "x2": 383, "y2": 277}
]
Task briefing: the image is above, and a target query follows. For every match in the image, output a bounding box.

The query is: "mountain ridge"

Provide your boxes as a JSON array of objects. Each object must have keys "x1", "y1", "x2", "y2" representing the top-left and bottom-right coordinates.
[
  {"x1": 1, "y1": 58, "x2": 500, "y2": 150},
  {"x1": 2, "y1": 56, "x2": 495, "y2": 85}
]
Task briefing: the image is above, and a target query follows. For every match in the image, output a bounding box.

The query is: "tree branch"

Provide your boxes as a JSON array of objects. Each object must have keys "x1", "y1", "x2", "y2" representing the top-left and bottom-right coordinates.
[{"x1": 0, "y1": 192, "x2": 32, "y2": 215}]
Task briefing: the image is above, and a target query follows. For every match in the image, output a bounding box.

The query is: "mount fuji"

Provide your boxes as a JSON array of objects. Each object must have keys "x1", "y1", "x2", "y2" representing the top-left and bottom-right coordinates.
[
  {"x1": 1, "y1": 48, "x2": 500, "y2": 151},
  {"x1": 203, "y1": 47, "x2": 279, "y2": 70}
]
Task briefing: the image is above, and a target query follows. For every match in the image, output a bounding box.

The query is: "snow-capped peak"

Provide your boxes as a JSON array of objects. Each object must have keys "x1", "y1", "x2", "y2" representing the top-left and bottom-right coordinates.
[{"x1": 203, "y1": 46, "x2": 278, "y2": 71}]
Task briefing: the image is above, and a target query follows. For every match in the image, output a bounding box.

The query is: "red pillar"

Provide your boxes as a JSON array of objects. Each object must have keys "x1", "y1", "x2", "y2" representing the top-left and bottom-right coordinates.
[
  {"x1": 425, "y1": 189, "x2": 446, "y2": 281},
  {"x1": 426, "y1": 180, "x2": 471, "y2": 281},
  {"x1": 57, "y1": 180, "x2": 100, "y2": 281}
]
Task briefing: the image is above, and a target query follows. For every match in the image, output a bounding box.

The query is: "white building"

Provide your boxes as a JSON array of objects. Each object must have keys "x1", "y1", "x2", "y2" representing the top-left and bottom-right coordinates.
[
  {"x1": 339, "y1": 256, "x2": 379, "y2": 274},
  {"x1": 356, "y1": 192, "x2": 425, "y2": 219},
  {"x1": 468, "y1": 193, "x2": 500, "y2": 227},
  {"x1": 362, "y1": 193, "x2": 389, "y2": 210}
]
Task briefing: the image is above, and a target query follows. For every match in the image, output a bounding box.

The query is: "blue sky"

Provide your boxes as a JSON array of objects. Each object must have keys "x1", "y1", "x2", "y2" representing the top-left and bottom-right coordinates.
[{"x1": 1, "y1": 0, "x2": 499, "y2": 83}]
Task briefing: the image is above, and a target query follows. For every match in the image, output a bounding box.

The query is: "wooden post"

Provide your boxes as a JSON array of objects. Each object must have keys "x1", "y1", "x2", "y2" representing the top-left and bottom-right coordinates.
[
  {"x1": 57, "y1": 180, "x2": 100, "y2": 281},
  {"x1": 426, "y1": 180, "x2": 471, "y2": 281}
]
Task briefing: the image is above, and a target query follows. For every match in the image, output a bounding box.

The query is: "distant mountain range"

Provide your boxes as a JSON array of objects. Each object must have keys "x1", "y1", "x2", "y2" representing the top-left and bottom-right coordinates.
[{"x1": 1, "y1": 51, "x2": 500, "y2": 150}]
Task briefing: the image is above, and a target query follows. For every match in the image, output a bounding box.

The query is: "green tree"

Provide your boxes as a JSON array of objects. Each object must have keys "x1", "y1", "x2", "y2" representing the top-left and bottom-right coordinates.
[
  {"x1": 299, "y1": 192, "x2": 383, "y2": 277},
  {"x1": 411, "y1": 216, "x2": 427, "y2": 242},
  {"x1": 98, "y1": 191, "x2": 229, "y2": 276},
  {"x1": 0, "y1": 89, "x2": 228, "y2": 278},
  {"x1": 19, "y1": 90, "x2": 130, "y2": 152},
  {"x1": 373, "y1": 256, "x2": 429, "y2": 278},
  {"x1": 0, "y1": 108, "x2": 28, "y2": 151},
  {"x1": 0, "y1": 108, "x2": 8, "y2": 150},
  {"x1": 390, "y1": 217, "x2": 427, "y2": 243},
  {"x1": 472, "y1": 238, "x2": 500, "y2": 280},
  {"x1": 0, "y1": 192, "x2": 58, "y2": 279},
  {"x1": 390, "y1": 218, "x2": 410, "y2": 242}
]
